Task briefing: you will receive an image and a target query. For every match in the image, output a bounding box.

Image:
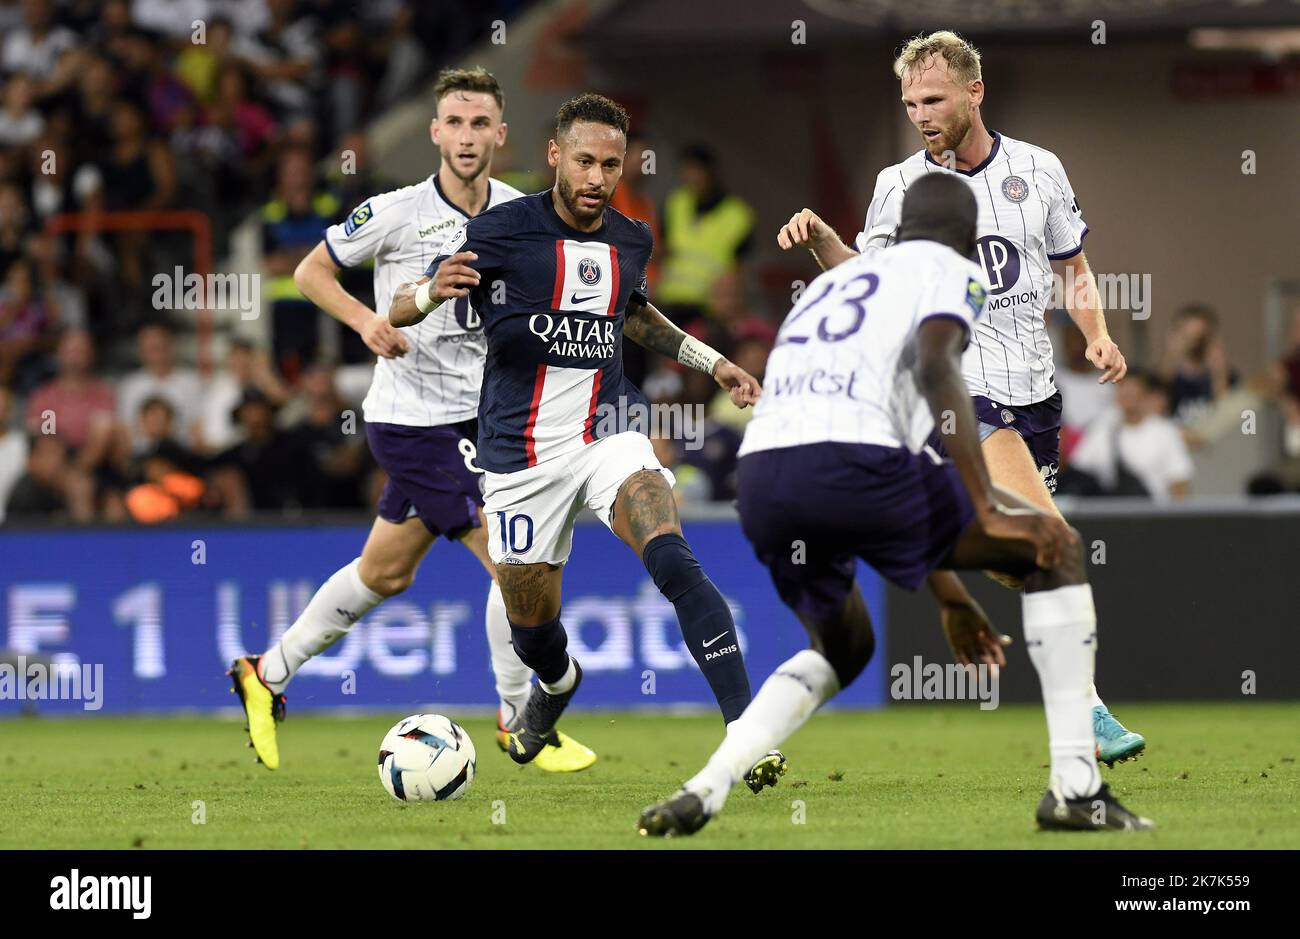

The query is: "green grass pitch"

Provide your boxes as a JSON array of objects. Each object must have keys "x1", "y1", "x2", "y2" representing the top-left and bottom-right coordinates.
[{"x1": 2, "y1": 702, "x2": 1296, "y2": 849}]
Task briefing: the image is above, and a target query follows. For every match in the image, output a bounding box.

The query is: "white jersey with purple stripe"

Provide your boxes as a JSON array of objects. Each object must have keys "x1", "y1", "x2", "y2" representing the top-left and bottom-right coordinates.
[
  {"x1": 323, "y1": 174, "x2": 524, "y2": 427},
  {"x1": 427, "y1": 189, "x2": 654, "y2": 474},
  {"x1": 854, "y1": 132, "x2": 1087, "y2": 407},
  {"x1": 740, "y1": 240, "x2": 989, "y2": 456}
]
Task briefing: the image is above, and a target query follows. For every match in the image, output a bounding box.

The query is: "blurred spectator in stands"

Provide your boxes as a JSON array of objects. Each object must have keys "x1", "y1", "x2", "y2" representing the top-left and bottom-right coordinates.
[
  {"x1": 0, "y1": 385, "x2": 28, "y2": 523},
  {"x1": 132, "y1": 29, "x2": 197, "y2": 137},
  {"x1": 610, "y1": 132, "x2": 660, "y2": 287},
  {"x1": 214, "y1": 386, "x2": 314, "y2": 511},
  {"x1": 176, "y1": 16, "x2": 234, "y2": 106},
  {"x1": 4, "y1": 433, "x2": 95, "y2": 521},
  {"x1": 289, "y1": 362, "x2": 368, "y2": 508},
  {"x1": 210, "y1": 57, "x2": 279, "y2": 166},
  {"x1": 197, "y1": 337, "x2": 289, "y2": 454},
  {"x1": 124, "y1": 394, "x2": 226, "y2": 524},
  {"x1": 69, "y1": 53, "x2": 119, "y2": 164},
  {"x1": 1248, "y1": 306, "x2": 1300, "y2": 495},
  {"x1": 132, "y1": 394, "x2": 187, "y2": 459},
  {"x1": 1055, "y1": 327, "x2": 1116, "y2": 462},
  {"x1": 102, "y1": 97, "x2": 176, "y2": 213},
  {"x1": 0, "y1": 73, "x2": 44, "y2": 147},
  {"x1": 25, "y1": 328, "x2": 121, "y2": 469},
  {"x1": 0, "y1": 256, "x2": 58, "y2": 393},
  {"x1": 234, "y1": 0, "x2": 322, "y2": 122},
  {"x1": 117, "y1": 319, "x2": 203, "y2": 449},
  {"x1": 612, "y1": 132, "x2": 661, "y2": 386},
  {"x1": 708, "y1": 317, "x2": 773, "y2": 433},
  {"x1": 0, "y1": 179, "x2": 34, "y2": 277},
  {"x1": 1066, "y1": 368, "x2": 1193, "y2": 502},
  {"x1": 317, "y1": 5, "x2": 364, "y2": 138},
  {"x1": 652, "y1": 435, "x2": 710, "y2": 506},
  {"x1": 1159, "y1": 303, "x2": 1237, "y2": 427},
  {"x1": 1, "y1": 0, "x2": 78, "y2": 83},
  {"x1": 656, "y1": 144, "x2": 754, "y2": 331},
  {"x1": 677, "y1": 365, "x2": 744, "y2": 501},
  {"x1": 131, "y1": 0, "x2": 217, "y2": 40},
  {"x1": 28, "y1": 130, "x2": 104, "y2": 228},
  {"x1": 375, "y1": 2, "x2": 428, "y2": 110},
  {"x1": 262, "y1": 145, "x2": 339, "y2": 380},
  {"x1": 213, "y1": 0, "x2": 274, "y2": 38},
  {"x1": 94, "y1": 97, "x2": 176, "y2": 309},
  {"x1": 26, "y1": 235, "x2": 87, "y2": 331}
]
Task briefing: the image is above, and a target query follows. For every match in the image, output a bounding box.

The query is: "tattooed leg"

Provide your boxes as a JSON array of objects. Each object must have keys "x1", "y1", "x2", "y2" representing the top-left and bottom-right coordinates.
[
  {"x1": 494, "y1": 561, "x2": 563, "y2": 626},
  {"x1": 611, "y1": 469, "x2": 681, "y2": 557}
]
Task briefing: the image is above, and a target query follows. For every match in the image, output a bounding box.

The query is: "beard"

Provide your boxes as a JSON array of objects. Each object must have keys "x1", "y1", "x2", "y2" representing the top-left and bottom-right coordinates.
[
  {"x1": 557, "y1": 173, "x2": 611, "y2": 223},
  {"x1": 925, "y1": 104, "x2": 973, "y2": 160},
  {"x1": 442, "y1": 149, "x2": 491, "y2": 183}
]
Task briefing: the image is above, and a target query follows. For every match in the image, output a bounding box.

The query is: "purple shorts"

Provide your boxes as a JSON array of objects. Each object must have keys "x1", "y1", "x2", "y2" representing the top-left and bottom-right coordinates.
[
  {"x1": 736, "y1": 442, "x2": 975, "y2": 619},
  {"x1": 927, "y1": 391, "x2": 1063, "y2": 494},
  {"x1": 366, "y1": 420, "x2": 483, "y2": 539}
]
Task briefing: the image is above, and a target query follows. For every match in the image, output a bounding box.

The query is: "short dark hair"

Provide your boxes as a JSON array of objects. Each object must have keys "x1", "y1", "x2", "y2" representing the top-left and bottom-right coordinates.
[
  {"x1": 139, "y1": 395, "x2": 175, "y2": 418},
  {"x1": 1124, "y1": 366, "x2": 1162, "y2": 392},
  {"x1": 897, "y1": 173, "x2": 978, "y2": 255},
  {"x1": 1176, "y1": 303, "x2": 1217, "y2": 326},
  {"x1": 555, "y1": 93, "x2": 629, "y2": 139},
  {"x1": 433, "y1": 66, "x2": 504, "y2": 113}
]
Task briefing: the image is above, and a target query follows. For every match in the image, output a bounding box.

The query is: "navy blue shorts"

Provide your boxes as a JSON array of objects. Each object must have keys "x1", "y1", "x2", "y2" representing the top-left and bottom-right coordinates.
[
  {"x1": 366, "y1": 420, "x2": 483, "y2": 539},
  {"x1": 927, "y1": 391, "x2": 1063, "y2": 494},
  {"x1": 736, "y1": 442, "x2": 975, "y2": 619}
]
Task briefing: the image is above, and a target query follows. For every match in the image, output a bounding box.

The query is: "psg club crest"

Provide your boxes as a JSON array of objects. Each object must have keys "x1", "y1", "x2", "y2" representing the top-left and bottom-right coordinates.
[
  {"x1": 1001, "y1": 175, "x2": 1029, "y2": 203},
  {"x1": 577, "y1": 257, "x2": 602, "y2": 286},
  {"x1": 1001, "y1": 408, "x2": 1016, "y2": 425}
]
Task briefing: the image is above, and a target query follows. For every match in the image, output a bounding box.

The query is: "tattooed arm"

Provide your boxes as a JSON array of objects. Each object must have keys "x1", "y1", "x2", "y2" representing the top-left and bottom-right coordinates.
[{"x1": 623, "y1": 297, "x2": 762, "y2": 407}]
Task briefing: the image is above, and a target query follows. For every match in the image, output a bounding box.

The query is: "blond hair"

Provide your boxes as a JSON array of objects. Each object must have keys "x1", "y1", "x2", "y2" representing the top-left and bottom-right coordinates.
[{"x1": 893, "y1": 31, "x2": 982, "y2": 85}]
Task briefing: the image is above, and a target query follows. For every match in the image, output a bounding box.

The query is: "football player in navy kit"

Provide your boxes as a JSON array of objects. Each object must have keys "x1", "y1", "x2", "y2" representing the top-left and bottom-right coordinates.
[{"x1": 391, "y1": 93, "x2": 787, "y2": 791}]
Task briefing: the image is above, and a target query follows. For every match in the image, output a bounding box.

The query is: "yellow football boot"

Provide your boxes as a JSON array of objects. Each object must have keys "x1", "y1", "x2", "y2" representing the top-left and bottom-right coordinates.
[
  {"x1": 495, "y1": 708, "x2": 596, "y2": 772},
  {"x1": 227, "y1": 655, "x2": 286, "y2": 770}
]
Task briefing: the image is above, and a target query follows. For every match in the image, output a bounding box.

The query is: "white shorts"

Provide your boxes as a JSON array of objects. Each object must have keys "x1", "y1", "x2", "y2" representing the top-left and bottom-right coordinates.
[{"x1": 483, "y1": 432, "x2": 676, "y2": 565}]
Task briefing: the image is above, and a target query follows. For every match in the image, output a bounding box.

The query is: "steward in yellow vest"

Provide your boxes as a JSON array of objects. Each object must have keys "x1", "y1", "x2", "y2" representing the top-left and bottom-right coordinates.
[{"x1": 656, "y1": 145, "x2": 755, "y2": 322}]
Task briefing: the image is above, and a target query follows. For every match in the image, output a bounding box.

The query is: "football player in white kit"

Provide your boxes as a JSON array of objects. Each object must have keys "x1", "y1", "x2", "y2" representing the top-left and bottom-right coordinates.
[
  {"x1": 228, "y1": 68, "x2": 596, "y2": 773},
  {"x1": 775, "y1": 31, "x2": 1145, "y2": 766},
  {"x1": 639, "y1": 173, "x2": 1153, "y2": 836}
]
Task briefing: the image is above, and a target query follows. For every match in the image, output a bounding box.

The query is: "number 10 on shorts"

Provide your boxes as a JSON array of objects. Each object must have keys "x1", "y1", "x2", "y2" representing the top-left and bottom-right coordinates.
[{"x1": 495, "y1": 512, "x2": 534, "y2": 555}]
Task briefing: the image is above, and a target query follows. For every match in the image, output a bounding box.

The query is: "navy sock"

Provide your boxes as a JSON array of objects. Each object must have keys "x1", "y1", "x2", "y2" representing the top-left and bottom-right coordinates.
[
  {"x1": 642, "y1": 533, "x2": 752, "y2": 723},
  {"x1": 509, "y1": 614, "x2": 569, "y2": 685}
]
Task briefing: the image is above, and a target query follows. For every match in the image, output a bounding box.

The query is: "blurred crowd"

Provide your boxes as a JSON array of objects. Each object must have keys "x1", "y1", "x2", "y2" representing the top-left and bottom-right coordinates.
[
  {"x1": 0, "y1": 0, "x2": 523, "y2": 524},
  {"x1": 1, "y1": 1, "x2": 1297, "y2": 525}
]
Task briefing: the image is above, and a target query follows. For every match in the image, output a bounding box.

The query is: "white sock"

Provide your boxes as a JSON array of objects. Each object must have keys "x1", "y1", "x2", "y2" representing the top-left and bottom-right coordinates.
[
  {"x1": 260, "y1": 558, "x2": 384, "y2": 694},
  {"x1": 486, "y1": 580, "x2": 531, "y2": 725},
  {"x1": 684, "y1": 649, "x2": 840, "y2": 816},
  {"x1": 540, "y1": 656, "x2": 577, "y2": 696},
  {"x1": 1088, "y1": 683, "x2": 1106, "y2": 711},
  {"x1": 1023, "y1": 584, "x2": 1102, "y2": 800}
]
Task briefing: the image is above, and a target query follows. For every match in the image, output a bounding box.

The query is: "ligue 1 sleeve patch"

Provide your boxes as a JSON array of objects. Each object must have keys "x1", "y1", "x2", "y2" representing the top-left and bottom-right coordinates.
[
  {"x1": 344, "y1": 202, "x2": 373, "y2": 236},
  {"x1": 437, "y1": 225, "x2": 467, "y2": 256},
  {"x1": 966, "y1": 278, "x2": 987, "y2": 318}
]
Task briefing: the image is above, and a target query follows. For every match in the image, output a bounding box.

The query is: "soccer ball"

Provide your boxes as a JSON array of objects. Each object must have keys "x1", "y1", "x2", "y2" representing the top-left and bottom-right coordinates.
[{"x1": 377, "y1": 714, "x2": 476, "y2": 802}]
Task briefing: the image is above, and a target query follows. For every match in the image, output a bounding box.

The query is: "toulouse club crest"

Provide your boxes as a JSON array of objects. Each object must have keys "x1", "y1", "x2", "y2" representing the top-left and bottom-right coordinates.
[
  {"x1": 577, "y1": 257, "x2": 602, "y2": 286},
  {"x1": 1001, "y1": 175, "x2": 1029, "y2": 203}
]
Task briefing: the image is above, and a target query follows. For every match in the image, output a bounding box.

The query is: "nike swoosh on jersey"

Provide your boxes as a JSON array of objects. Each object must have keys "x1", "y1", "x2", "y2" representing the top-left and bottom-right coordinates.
[{"x1": 570, "y1": 292, "x2": 600, "y2": 304}]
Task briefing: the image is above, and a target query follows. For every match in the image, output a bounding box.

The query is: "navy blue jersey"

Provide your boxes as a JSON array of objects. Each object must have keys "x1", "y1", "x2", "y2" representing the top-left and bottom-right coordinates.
[{"x1": 427, "y1": 189, "x2": 653, "y2": 473}]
